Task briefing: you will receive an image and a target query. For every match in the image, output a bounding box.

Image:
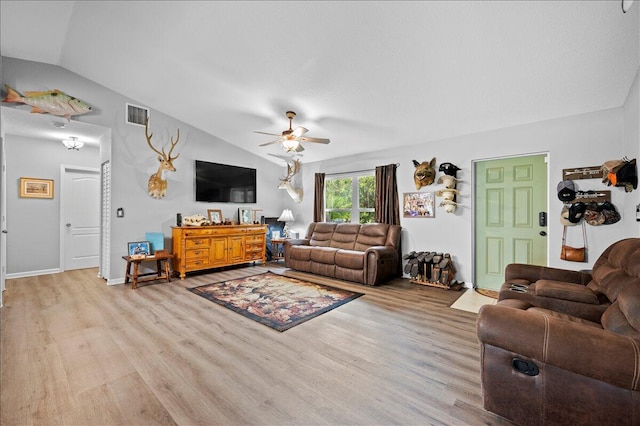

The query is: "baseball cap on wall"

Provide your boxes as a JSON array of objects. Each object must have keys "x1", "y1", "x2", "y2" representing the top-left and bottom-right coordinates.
[{"x1": 557, "y1": 180, "x2": 576, "y2": 202}]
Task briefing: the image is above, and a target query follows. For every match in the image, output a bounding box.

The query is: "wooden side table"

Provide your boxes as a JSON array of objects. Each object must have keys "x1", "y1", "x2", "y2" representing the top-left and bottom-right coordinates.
[
  {"x1": 122, "y1": 253, "x2": 174, "y2": 289},
  {"x1": 270, "y1": 238, "x2": 287, "y2": 262}
]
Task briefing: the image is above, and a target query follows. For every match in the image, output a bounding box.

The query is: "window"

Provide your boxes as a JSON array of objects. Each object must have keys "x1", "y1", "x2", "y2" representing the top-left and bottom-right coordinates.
[{"x1": 325, "y1": 173, "x2": 375, "y2": 223}]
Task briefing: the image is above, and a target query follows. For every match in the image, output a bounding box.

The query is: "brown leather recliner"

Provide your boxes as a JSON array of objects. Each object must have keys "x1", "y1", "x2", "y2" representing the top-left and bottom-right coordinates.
[
  {"x1": 477, "y1": 238, "x2": 640, "y2": 425},
  {"x1": 283, "y1": 222, "x2": 401, "y2": 285}
]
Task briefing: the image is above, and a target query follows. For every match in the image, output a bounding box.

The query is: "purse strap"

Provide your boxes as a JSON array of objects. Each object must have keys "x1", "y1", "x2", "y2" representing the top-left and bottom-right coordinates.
[{"x1": 562, "y1": 222, "x2": 587, "y2": 248}]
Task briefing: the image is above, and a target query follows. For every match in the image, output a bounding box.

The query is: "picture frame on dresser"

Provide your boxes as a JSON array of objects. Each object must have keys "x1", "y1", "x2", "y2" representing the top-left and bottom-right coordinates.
[
  {"x1": 238, "y1": 208, "x2": 252, "y2": 224},
  {"x1": 207, "y1": 209, "x2": 223, "y2": 224}
]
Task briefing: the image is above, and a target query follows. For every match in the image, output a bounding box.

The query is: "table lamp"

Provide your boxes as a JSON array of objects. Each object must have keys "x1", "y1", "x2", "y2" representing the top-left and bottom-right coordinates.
[{"x1": 277, "y1": 209, "x2": 295, "y2": 238}]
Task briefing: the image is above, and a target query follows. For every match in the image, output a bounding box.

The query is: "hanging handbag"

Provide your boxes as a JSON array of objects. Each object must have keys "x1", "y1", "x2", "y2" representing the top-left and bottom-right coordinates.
[{"x1": 560, "y1": 222, "x2": 587, "y2": 262}]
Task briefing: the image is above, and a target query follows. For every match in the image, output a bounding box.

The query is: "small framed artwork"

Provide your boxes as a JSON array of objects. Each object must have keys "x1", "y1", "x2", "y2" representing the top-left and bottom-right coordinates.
[
  {"x1": 238, "y1": 208, "x2": 252, "y2": 224},
  {"x1": 403, "y1": 192, "x2": 435, "y2": 218},
  {"x1": 207, "y1": 209, "x2": 223, "y2": 224},
  {"x1": 128, "y1": 241, "x2": 151, "y2": 257},
  {"x1": 19, "y1": 177, "x2": 54, "y2": 199},
  {"x1": 271, "y1": 230, "x2": 281, "y2": 239}
]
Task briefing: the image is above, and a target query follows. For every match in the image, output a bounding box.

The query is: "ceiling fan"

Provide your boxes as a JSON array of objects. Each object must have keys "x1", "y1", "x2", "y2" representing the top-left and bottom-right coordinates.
[{"x1": 255, "y1": 111, "x2": 330, "y2": 153}]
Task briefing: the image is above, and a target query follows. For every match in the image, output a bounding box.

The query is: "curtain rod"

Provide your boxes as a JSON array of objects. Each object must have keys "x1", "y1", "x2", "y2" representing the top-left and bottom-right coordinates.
[{"x1": 324, "y1": 163, "x2": 400, "y2": 177}]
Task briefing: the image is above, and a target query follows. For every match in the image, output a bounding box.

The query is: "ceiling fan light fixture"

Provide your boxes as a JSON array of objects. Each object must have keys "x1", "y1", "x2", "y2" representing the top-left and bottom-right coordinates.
[
  {"x1": 62, "y1": 136, "x2": 84, "y2": 150},
  {"x1": 282, "y1": 139, "x2": 300, "y2": 152}
]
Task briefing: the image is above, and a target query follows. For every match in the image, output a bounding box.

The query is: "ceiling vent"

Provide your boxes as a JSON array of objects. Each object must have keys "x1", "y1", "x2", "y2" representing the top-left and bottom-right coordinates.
[{"x1": 126, "y1": 103, "x2": 149, "y2": 126}]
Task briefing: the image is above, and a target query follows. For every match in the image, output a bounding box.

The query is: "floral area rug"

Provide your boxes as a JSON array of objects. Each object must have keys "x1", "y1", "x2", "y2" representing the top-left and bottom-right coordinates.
[{"x1": 188, "y1": 271, "x2": 364, "y2": 332}]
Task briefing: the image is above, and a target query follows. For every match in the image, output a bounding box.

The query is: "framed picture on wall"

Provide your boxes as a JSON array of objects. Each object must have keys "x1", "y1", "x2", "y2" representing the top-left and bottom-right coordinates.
[
  {"x1": 403, "y1": 192, "x2": 435, "y2": 218},
  {"x1": 19, "y1": 177, "x2": 54, "y2": 199}
]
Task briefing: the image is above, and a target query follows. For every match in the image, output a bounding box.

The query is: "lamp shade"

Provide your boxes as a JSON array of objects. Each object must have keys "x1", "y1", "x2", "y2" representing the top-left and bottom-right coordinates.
[{"x1": 277, "y1": 209, "x2": 295, "y2": 222}]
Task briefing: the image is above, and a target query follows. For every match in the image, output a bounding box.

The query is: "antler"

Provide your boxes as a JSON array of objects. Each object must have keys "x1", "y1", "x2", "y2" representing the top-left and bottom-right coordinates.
[
  {"x1": 144, "y1": 118, "x2": 180, "y2": 160},
  {"x1": 280, "y1": 158, "x2": 301, "y2": 183}
]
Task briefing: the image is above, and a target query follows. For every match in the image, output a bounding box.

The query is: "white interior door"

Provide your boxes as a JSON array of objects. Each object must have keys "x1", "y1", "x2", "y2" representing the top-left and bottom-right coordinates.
[{"x1": 62, "y1": 167, "x2": 100, "y2": 270}]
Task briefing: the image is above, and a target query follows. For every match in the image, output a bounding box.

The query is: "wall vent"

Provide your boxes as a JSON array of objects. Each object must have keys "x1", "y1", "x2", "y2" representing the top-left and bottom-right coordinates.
[{"x1": 126, "y1": 103, "x2": 149, "y2": 126}]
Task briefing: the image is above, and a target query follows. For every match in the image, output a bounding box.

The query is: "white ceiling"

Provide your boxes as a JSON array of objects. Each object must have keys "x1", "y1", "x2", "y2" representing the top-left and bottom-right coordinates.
[{"x1": 1, "y1": 1, "x2": 638, "y2": 164}]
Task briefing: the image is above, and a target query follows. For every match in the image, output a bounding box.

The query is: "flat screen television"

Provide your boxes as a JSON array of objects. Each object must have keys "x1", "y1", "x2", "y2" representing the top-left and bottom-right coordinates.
[{"x1": 195, "y1": 160, "x2": 256, "y2": 203}]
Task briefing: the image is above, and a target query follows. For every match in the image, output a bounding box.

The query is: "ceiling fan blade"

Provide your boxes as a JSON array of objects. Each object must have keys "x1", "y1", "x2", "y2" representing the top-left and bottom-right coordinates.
[
  {"x1": 298, "y1": 136, "x2": 330, "y2": 144},
  {"x1": 292, "y1": 126, "x2": 308, "y2": 138},
  {"x1": 254, "y1": 131, "x2": 282, "y2": 137},
  {"x1": 295, "y1": 144, "x2": 305, "y2": 152},
  {"x1": 259, "y1": 139, "x2": 284, "y2": 147}
]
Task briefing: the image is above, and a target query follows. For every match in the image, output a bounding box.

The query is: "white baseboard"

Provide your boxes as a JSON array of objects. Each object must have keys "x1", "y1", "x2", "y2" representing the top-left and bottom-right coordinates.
[
  {"x1": 6, "y1": 268, "x2": 61, "y2": 280},
  {"x1": 107, "y1": 277, "x2": 126, "y2": 285}
]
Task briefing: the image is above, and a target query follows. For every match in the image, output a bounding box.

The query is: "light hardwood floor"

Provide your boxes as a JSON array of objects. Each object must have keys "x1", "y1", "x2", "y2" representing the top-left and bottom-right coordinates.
[{"x1": 1, "y1": 265, "x2": 512, "y2": 425}]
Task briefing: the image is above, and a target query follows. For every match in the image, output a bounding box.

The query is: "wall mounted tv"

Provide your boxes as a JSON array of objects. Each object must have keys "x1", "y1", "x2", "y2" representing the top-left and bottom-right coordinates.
[{"x1": 195, "y1": 160, "x2": 256, "y2": 203}]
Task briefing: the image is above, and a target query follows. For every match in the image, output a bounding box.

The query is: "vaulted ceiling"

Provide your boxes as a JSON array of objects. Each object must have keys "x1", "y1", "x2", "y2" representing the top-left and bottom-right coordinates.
[{"x1": 1, "y1": 1, "x2": 638, "y2": 163}]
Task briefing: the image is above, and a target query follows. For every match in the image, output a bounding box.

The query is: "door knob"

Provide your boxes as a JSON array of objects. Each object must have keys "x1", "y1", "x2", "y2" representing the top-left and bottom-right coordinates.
[
  {"x1": 539, "y1": 231, "x2": 547, "y2": 236},
  {"x1": 1, "y1": 230, "x2": 7, "y2": 234},
  {"x1": 66, "y1": 223, "x2": 72, "y2": 228}
]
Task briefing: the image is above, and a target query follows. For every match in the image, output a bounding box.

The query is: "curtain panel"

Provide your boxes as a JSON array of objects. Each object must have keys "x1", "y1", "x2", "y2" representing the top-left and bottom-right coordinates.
[
  {"x1": 375, "y1": 164, "x2": 400, "y2": 225},
  {"x1": 313, "y1": 173, "x2": 325, "y2": 222}
]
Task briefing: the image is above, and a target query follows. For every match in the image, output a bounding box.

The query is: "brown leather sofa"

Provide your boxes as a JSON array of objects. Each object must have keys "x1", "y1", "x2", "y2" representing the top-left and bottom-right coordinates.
[
  {"x1": 283, "y1": 222, "x2": 401, "y2": 285},
  {"x1": 477, "y1": 238, "x2": 640, "y2": 425}
]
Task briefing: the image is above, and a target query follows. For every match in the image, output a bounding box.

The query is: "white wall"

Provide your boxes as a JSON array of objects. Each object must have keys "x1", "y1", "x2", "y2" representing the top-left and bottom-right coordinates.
[
  {"x1": 623, "y1": 68, "x2": 640, "y2": 235},
  {"x1": 1, "y1": 56, "x2": 287, "y2": 282},
  {"x1": 4, "y1": 135, "x2": 100, "y2": 274},
  {"x1": 294, "y1": 100, "x2": 637, "y2": 285}
]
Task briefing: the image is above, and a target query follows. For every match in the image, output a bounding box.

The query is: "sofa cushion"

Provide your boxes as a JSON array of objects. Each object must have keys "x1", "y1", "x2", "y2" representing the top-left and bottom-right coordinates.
[
  {"x1": 309, "y1": 223, "x2": 337, "y2": 247},
  {"x1": 329, "y1": 223, "x2": 361, "y2": 250},
  {"x1": 589, "y1": 238, "x2": 640, "y2": 303},
  {"x1": 617, "y1": 286, "x2": 640, "y2": 332},
  {"x1": 335, "y1": 249, "x2": 365, "y2": 270},
  {"x1": 289, "y1": 245, "x2": 312, "y2": 261},
  {"x1": 355, "y1": 223, "x2": 390, "y2": 251},
  {"x1": 310, "y1": 246, "x2": 339, "y2": 264},
  {"x1": 601, "y1": 302, "x2": 640, "y2": 338},
  {"x1": 535, "y1": 280, "x2": 599, "y2": 304}
]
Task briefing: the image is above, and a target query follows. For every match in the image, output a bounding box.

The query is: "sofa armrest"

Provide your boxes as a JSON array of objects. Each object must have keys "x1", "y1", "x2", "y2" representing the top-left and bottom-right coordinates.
[
  {"x1": 505, "y1": 263, "x2": 592, "y2": 286},
  {"x1": 283, "y1": 238, "x2": 309, "y2": 248},
  {"x1": 363, "y1": 246, "x2": 399, "y2": 285},
  {"x1": 477, "y1": 304, "x2": 640, "y2": 391},
  {"x1": 283, "y1": 238, "x2": 309, "y2": 262}
]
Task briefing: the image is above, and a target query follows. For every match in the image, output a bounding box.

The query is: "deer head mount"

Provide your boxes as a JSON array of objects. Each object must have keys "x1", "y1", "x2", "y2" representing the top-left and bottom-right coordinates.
[
  {"x1": 145, "y1": 118, "x2": 180, "y2": 199},
  {"x1": 270, "y1": 153, "x2": 303, "y2": 203},
  {"x1": 413, "y1": 158, "x2": 437, "y2": 190}
]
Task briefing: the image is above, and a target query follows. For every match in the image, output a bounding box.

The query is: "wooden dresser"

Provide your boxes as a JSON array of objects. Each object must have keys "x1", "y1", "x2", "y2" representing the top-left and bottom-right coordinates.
[{"x1": 171, "y1": 224, "x2": 267, "y2": 279}]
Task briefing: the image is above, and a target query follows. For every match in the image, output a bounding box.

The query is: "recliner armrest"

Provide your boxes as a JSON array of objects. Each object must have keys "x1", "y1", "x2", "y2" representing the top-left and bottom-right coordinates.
[
  {"x1": 477, "y1": 304, "x2": 640, "y2": 391},
  {"x1": 505, "y1": 263, "x2": 592, "y2": 286}
]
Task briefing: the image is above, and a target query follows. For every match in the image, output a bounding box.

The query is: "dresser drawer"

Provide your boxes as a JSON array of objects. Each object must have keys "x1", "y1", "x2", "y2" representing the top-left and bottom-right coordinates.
[
  {"x1": 186, "y1": 257, "x2": 212, "y2": 269},
  {"x1": 186, "y1": 248, "x2": 209, "y2": 259},
  {"x1": 186, "y1": 238, "x2": 210, "y2": 248},
  {"x1": 184, "y1": 228, "x2": 214, "y2": 237},
  {"x1": 245, "y1": 251, "x2": 263, "y2": 261},
  {"x1": 245, "y1": 236, "x2": 264, "y2": 244}
]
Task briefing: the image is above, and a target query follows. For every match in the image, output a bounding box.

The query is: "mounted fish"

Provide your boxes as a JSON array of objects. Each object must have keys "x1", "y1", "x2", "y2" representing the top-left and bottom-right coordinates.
[
  {"x1": 269, "y1": 153, "x2": 303, "y2": 203},
  {"x1": 144, "y1": 118, "x2": 181, "y2": 199},
  {"x1": 2, "y1": 84, "x2": 92, "y2": 121},
  {"x1": 413, "y1": 158, "x2": 437, "y2": 190}
]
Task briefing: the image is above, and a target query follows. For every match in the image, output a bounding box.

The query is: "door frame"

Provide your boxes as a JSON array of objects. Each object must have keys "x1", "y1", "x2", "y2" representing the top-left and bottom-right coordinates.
[
  {"x1": 471, "y1": 151, "x2": 550, "y2": 288},
  {"x1": 59, "y1": 165, "x2": 101, "y2": 272}
]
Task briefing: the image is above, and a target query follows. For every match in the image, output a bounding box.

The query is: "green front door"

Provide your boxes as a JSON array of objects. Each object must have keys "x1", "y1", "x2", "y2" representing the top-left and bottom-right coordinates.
[{"x1": 475, "y1": 154, "x2": 548, "y2": 290}]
